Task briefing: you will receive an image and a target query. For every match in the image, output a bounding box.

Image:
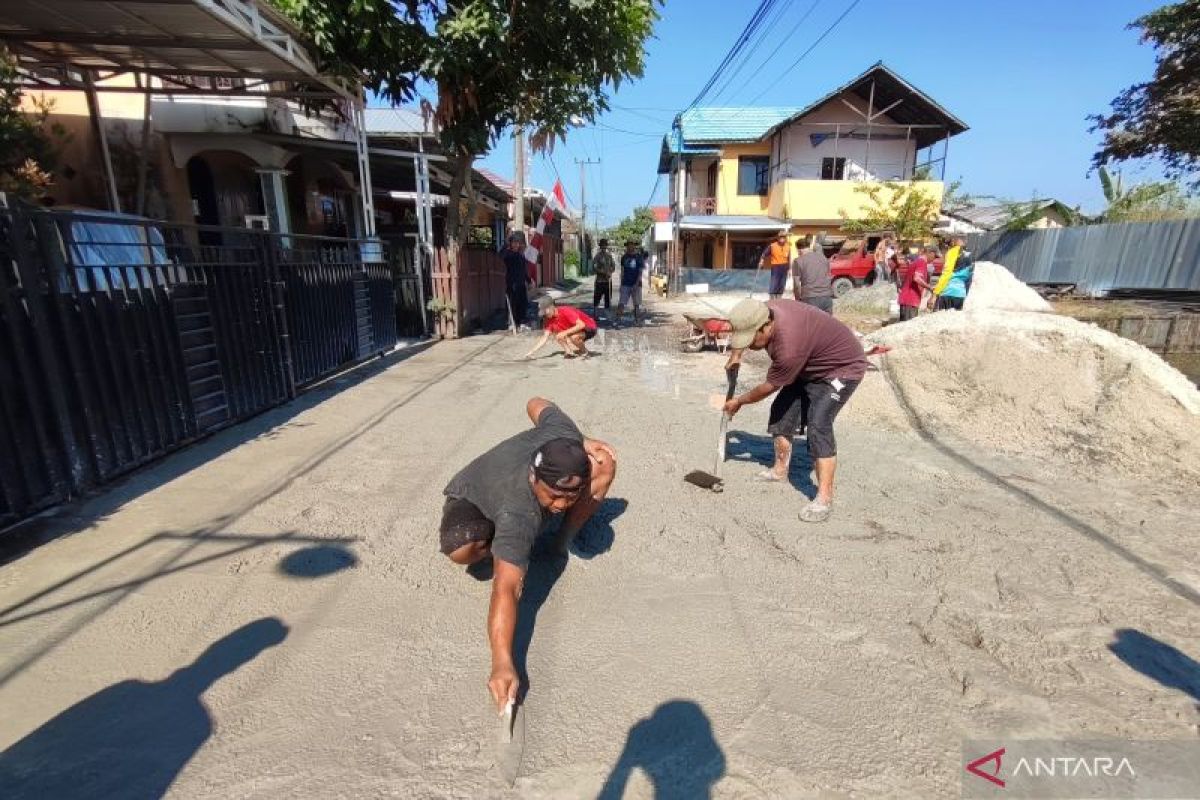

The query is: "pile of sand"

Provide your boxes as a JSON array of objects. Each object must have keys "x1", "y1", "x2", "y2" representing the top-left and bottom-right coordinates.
[
  {"x1": 835, "y1": 281, "x2": 895, "y2": 314},
  {"x1": 964, "y1": 261, "x2": 1051, "y2": 313},
  {"x1": 872, "y1": 309, "x2": 1200, "y2": 485}
]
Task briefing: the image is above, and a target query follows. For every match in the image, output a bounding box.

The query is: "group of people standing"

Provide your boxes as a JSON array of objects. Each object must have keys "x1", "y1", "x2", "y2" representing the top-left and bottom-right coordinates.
[{"x1": 882, "y1": 235, "x2": 975, "y2": 320}]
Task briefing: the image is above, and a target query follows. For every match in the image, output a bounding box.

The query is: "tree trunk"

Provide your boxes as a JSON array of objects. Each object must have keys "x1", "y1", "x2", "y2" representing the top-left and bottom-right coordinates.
[{"x1": 442, "y1": 149, "x2": 477, "y2": 339}]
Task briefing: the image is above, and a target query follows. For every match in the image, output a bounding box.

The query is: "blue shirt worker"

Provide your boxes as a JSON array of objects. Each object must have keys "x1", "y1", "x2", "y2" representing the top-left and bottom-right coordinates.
[{"x1": 615, "y1": 240, "x2": 646, "y2": 326}]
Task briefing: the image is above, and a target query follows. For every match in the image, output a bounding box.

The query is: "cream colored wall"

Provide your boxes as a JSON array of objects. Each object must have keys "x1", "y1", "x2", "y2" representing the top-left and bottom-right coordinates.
[{"x1": 771, "y1": 179, "x2": 945, "y2": 225}]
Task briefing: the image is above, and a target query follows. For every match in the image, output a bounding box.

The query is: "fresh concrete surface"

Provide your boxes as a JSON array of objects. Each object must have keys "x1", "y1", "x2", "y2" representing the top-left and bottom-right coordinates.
[{"x1": 1, "y1": 299, "x2": 1197, "y2": 798}]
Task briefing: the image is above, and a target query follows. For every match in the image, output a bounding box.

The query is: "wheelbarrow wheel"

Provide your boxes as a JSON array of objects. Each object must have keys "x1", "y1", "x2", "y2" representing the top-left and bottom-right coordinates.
[{"x1": 680, "y1": 337, "x2": 705, "y2": 353}]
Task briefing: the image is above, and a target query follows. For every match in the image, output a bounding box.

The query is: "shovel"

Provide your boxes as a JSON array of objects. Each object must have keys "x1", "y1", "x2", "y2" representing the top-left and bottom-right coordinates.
[{"x1": 685, "y1": 364, "x2": 740, "y2": 492}]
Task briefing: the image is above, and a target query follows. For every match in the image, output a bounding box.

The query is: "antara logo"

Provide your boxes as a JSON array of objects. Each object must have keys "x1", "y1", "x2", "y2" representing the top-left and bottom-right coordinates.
[
  {"x1": 965, "y1": 747, "x2": 1006, "y2": 788},
  {"x1": 1013, "y1": 757, "x2": 1135, "y2": 779}
]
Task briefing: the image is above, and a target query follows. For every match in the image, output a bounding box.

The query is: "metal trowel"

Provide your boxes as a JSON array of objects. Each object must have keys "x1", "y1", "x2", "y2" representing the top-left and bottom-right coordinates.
[
  {"x1": 495, "y1": 698, "x2": 525, "y2": 786},
  {"x1": 685, "y1": 364, "x2": 739, "y2": 492}
]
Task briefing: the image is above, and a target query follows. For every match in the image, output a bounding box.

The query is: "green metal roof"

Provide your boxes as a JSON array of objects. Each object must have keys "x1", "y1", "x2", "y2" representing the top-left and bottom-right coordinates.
[{"x1": 677, "y1": 106, "x2": 803, "y2": 143}]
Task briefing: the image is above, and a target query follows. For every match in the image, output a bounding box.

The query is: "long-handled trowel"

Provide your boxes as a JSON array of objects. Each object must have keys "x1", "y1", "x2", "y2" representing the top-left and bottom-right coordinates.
[{"x1": 685, "y1": 364, "x2": 739, "y2": 492}]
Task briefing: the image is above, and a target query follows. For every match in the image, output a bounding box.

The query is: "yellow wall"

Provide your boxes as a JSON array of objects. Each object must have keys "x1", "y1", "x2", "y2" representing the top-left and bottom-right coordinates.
[
  {"x1": 770, "y1": 179, "x2": 945, "y2": 224},
  {"x1": 714, "y1": 143, "x2": 772, "y2": 216}
]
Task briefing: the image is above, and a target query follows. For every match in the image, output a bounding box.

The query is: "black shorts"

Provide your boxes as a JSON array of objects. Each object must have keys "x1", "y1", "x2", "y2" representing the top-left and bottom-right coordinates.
[
  {"x1": 767, "y1": 377, "x2": 859, "y2": 459},
  {"x1": 899, "y1": 304, "x2": 919, "y2": 321},
  {"x1": 937, "y1": 295, "x2": 964, "y2": 311},
  {"x1": 438, "y1": 496, "x2": 494, "y2": 555}
]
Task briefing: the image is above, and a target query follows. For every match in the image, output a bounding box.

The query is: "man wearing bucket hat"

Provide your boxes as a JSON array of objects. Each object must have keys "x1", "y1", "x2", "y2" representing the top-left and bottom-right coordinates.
[
  {"x1": 439, "y1": 398, "x2": 617, "y2": 711},
  {"x1": 723, "y1": 299, "x2": 867, "y2": 523}
]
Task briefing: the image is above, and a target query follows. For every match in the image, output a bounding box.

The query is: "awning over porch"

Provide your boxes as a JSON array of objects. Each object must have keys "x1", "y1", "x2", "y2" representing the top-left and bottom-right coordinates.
[{"x1": 679, "y1": 215, "x2": 790, "y2": 232}]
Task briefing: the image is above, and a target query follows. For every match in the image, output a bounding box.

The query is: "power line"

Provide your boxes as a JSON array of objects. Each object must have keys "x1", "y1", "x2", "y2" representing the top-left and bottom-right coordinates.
[
  {"x1": 748, "y1": 0, "x2": 863, "y2": 104},
  {"x1": 712, "y1": 0, "x2": 822, "y2": 105},
  {"x1": 707, "y1": 0, "x2": 798, "y2": 105},
  {"x1": 595, "y1": 122, "x2": 663, "y2": 138},
  {"x1": 684, "y1": 0, "x2": 781, "y2": 111}
]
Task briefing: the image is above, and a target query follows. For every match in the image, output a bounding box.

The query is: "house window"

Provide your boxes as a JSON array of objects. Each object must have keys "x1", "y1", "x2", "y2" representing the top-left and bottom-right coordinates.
[
  {"x1": 737, "y1": 156, "x2": 769, "y2": 196},
  {"x1": 821, "y1": 157, "x2": 846, "y2": 180}
]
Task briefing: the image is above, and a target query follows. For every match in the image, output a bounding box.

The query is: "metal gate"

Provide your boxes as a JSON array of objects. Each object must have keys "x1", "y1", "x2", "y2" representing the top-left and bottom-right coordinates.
[{"x1": 0, "y1": 205, "x2": 398, "y2": 528}]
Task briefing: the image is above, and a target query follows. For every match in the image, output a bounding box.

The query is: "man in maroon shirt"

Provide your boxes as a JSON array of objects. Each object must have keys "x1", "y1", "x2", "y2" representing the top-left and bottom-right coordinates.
[{"x1": 724, "y1": 298, "x2": 868, "y2": 522}]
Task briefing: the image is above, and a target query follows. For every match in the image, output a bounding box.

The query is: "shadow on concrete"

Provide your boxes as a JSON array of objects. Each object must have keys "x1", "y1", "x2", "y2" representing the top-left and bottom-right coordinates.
[
  {"x1": 724, "y1": 431, "x2": 819, "y2": 498},
  {"x1": 511, "y1": 555, "x2": 567, "y2": 703},
  {"x1": 597, "y1": 700, "x2": 726, "y2": 800},
  {"x1": 570, "y1": 497, "x2": 628, "y2": 560},
  {"x1": 0, "y1": 531, "x2": 355, "y2": 632},
  {"x1": 0, "y1": 336, "x2": 504, "y2": 688},
  {"x1": 881, "y1": 361, "x2": 1199, "y2": 607},
  {"x1": 1108, "y1": 628, "x2": 1200, "y2": 702},
  {"x1": 277, "y1": 544, "x2": 359, "y2": 579},
  {"x1": 0, "y1": 617, "x2": 288, "y2": 799},
  {"x1": 0, "y1": 340, "x2": 439, "y2": 566}
]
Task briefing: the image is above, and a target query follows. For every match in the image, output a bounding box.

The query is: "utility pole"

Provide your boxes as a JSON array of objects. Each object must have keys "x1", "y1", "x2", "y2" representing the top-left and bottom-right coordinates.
[
  {"x1": 575, "y1": 157, "x2": 599, "y2": 274},
  {"x1": 513, "y1": 127, "x2": 526, "y2": 240}
]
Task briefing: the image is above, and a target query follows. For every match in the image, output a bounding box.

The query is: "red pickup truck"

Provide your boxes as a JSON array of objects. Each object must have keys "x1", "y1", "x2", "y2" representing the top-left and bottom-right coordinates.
[
  {"x1": 828, "y1": 244, "x2": 879, "y2": 297},
  {"x1": 827, "y1": 239, "x2": 941, "y2": 296}
]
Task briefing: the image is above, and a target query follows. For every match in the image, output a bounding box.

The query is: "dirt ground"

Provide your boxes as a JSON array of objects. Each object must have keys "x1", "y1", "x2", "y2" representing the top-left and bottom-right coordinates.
[{"x1": 0, "y1": 287, "x2": 1198, "y2": 799}]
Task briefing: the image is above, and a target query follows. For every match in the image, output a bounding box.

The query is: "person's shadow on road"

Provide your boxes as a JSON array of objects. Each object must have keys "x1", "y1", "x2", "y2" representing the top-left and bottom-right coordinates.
[
  {"x1": 1108, "y1": 628, "x2": 1200, "y2": 703},
  {"x1": 597, "y1": 700, "x2": 726, "y2": 800},
  {"x1": 0, "y1": 617, "x2": 289, "y2": 799},
  {"x1": 724, "y1": 432, "x2": 819, "y2": 497},
  {"x1": 570, "y1": 497, "x2": 628, "y2": 560}
]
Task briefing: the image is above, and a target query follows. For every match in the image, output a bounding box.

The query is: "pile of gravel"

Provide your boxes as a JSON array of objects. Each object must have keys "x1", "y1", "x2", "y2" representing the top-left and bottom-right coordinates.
[
  {"x1": 964, "y1": 262, "x2": 1051, "y2": 313},
  {"x1": 871, "y1": 309, "x2": 1200, "y2": 485}
]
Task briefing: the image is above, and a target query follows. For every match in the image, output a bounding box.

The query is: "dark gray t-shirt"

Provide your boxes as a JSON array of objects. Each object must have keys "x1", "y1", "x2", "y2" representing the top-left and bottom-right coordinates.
[
  {"x1": 443, "y1": 405, "x2": 583, "y2": 569},
  {"x1": 791, "y1": 251, "x2": 832, "y2": 299}
]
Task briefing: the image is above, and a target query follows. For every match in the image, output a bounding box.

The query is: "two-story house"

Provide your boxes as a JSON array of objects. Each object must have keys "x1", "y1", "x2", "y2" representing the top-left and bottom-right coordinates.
[{"x1": 657, "y1": 63, "x2": 968, "y2": 269}]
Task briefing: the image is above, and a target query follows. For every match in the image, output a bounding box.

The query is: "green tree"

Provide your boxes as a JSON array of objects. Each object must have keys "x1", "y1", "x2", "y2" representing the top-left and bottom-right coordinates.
[
  {"x1": 1091, "y1": 1, "x2": 1200, "y2": 188},
  {"x1": 271, "y1": 0, "x2": 659, "y2": 246},
  {"x1": 838, "y1": 181, "x2": 941, "y2": 242},
  {"x1": 1095, "y1": 166, "x2": 1193, "y2": 223},
  {"x1": 0, "y1": 46, "x2": 64, "y2": 198},
  {"x1": 603, "y1": 205, "x2": 656, "y2": 248}
]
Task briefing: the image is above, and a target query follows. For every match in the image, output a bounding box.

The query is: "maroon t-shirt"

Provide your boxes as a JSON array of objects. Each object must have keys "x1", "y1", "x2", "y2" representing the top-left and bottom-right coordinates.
[{"x1": 765, "y1": 300, "x2": 868, "y2": 386}]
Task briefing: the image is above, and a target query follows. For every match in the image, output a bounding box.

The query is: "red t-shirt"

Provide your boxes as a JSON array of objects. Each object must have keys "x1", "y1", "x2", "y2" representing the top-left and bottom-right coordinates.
[
  {"x1": 898, "y1": 257, "x2": 929, "y2": 308},
  {"x1": 545, "y1": 305, "x2": 596, "y2": 334}
]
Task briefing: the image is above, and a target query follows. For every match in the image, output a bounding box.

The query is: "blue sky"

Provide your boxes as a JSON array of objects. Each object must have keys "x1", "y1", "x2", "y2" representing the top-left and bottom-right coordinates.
[{"x1": 475, "y1": 0, "x2": 1167, "y2": 228}]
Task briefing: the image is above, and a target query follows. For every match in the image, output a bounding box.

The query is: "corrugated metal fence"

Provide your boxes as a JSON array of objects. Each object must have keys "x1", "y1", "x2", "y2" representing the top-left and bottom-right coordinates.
[
  {"x1": 0, "y1": 205, "x2": 398, "y2": 528},
  {"x1": 964, "y1": 219, "x2": 1200, "y2": 295}
]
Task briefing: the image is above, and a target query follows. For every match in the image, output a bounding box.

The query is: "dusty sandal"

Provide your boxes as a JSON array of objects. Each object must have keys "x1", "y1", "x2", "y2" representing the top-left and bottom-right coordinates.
[
  {"x1": 799, "y1": 501, "x2": 831, "y2": 523},
  {"x1": 754, "y1": 470, "x2": 785, "y2": 482}
]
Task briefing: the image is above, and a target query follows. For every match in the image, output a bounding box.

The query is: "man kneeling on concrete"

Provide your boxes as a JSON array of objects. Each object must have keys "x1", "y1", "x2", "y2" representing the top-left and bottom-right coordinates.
[
  {"x1": 439, "y1": 398, "x2": 616, "y2": 710},
  {"x1": 724, "y1": 298, "x2": 867, "y2": 523}
]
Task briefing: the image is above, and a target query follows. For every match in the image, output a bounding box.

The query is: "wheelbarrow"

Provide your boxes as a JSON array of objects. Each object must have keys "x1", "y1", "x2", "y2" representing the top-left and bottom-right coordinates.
[{"x1": 680, "y1": 313, "x2": 733, "y2": 353}]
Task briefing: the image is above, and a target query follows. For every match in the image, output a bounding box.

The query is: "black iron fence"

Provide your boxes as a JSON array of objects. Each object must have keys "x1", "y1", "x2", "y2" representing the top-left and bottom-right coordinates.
[{"x1": 0, "y1": 205, "x2": 398, "y2": 528}]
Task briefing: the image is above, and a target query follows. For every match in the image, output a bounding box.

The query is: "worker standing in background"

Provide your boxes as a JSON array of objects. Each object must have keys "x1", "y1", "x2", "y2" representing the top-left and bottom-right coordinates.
[
  {"x1": 898, "y1": 247, "x2": 932, "y2": 321},
  {"x1": 936, "y1": 247, "x2": 974, "y2": 310},
  {"x1": 760, "y1": 232, "x2": 792, "y2": 300},
  {"x1": 502, "y1": 232, "x2": 531, "y2": 330},
  {"x1": 929, "y1": 237, "x2": 962, "y2": 310},
  {"x1": 790, "y1": 235, "x2": 833, "y2": 313},
  {"x1": 614, "y1": 240, "x2": 646, "y2": 326},
  {"x1": 592, "y1": 238, "x2": 615, "y2": 319}
]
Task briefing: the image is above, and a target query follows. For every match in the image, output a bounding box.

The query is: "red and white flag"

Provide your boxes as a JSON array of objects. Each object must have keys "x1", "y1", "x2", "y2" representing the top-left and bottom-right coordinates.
[{"x1": 524, "y1": 179, "x2": 568, "y2": 267}]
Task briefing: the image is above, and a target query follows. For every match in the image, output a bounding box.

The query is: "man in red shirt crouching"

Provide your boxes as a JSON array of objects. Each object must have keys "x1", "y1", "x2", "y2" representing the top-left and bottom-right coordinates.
[{"x1": 522, "y1": 298, "x2": 598, "y2": 360}]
